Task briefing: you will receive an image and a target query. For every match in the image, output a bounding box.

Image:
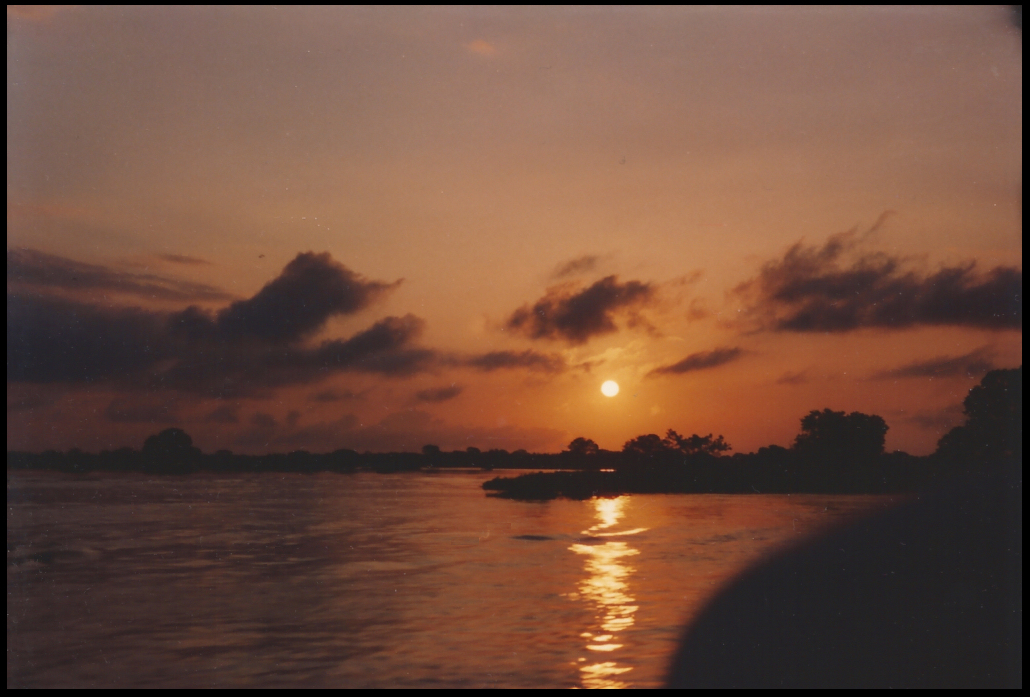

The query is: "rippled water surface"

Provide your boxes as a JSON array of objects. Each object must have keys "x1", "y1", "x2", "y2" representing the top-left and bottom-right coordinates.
[{"x1": 7, "y1": 471, "x2": 896, "y2": 688}]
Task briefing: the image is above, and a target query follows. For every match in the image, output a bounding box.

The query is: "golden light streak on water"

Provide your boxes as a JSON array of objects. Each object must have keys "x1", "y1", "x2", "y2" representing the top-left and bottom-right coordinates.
[
  {"x1": 589, "y1": 497, "x2": 624, "y2": 532},
  {"x1": 571, "y1": 496, "x2": 647, "y2": 688}
]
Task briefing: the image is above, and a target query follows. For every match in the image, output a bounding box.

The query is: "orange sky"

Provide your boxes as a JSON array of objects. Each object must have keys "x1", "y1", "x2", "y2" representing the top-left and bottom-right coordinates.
[{"x1": 7, "y1": 6, "x2": 1022, "y2": 455}]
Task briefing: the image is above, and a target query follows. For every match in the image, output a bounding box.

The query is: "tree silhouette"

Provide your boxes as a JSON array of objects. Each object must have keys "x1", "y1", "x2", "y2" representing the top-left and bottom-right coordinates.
[
  {"x1": 567, "y1": 437, "x2": 600, "y2": 456},
  {"x1": 792, "y1": 409, "x2": 887, "y2": 464},
  {"x1": 623, "y1": 433, "x2": 667, "y2": 457},
  {"x1": 421, "y1": 444, "x2": 442, "y2": 467},
  {"x1": 663, "y1": 430, "x2": 732, "y2": 457},
  {"x1": 621, "y1": 430, "x2": 733, "y2": 465},
  {"x1": 141, "y1": 428, "x2": 201, "y2": 472},
  {"x1": 936, "y1": 366, "x2": 1022, "y2": 465},
  {"x1": 142, "y1": 428, "x2": 195, "y2": 457}
]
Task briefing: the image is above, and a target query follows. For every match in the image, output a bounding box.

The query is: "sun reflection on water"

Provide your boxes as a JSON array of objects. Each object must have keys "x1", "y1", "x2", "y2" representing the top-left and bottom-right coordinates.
[{"x1": 569, "y1": 496, "x2": 647, "y2": 688}]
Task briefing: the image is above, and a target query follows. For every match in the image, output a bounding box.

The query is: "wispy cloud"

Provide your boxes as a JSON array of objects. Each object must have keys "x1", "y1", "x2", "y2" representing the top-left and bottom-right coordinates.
[
  {"x1": 8, "y1": 248, "x2": 231, "y2": 302},
  {"x1": 872, "y1": 347, "x2": 995, "y2": 380},
  {"x1": 552, "y1": 255, "x2": 599, "y2": 279},
  {"x1": 648, "y1": 347, "x2": 743, "y2": 377},
  {"x1": 309, "y1": 388, "x2": 365, "y2": 403},
  {"x1": 157, "y1": 253, "x2": 211, "y2": 266},
  {"x1": 776, "y1": 370, "x2": 807, "y2": 385},
  {"x1": 415, "y1": 385, "x2": 463, "y2": 403},
  {"x1": 460, "y1": 350, "x2": 566, "y2": 373}
]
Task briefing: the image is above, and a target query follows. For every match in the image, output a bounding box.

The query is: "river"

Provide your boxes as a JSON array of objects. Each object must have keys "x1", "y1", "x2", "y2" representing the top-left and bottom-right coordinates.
[{"x1": 7, "y1": 470, "x2": 896, "y2": 688}]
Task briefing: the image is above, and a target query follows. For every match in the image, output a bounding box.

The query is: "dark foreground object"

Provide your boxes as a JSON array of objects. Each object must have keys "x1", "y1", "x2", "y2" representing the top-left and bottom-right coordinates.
[{"x1": 667, "y1": 465, "x2": 1022, "y2": 688}]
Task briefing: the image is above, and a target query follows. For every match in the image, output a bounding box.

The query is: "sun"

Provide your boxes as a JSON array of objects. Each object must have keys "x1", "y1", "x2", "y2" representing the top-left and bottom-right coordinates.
[{"x1": 601, "y1": 380, "x2": 620, "y2": 397}]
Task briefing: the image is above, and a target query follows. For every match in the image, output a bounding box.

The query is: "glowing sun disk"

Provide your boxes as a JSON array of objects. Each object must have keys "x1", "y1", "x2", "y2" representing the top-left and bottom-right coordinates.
[{"x1": 601, "y1": 380, "x2": 619, "y2": 397}]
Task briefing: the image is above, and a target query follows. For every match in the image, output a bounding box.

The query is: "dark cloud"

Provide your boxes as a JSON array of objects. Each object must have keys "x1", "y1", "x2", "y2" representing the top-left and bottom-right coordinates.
[
  {"x1": 648, "y1": 347, "x2": 743, "y2": 377},
  {"x1": 157, "y1": 314, "x2": 434, "y2": 396},
  {"x1": 461, "y1": 350, "x2": 566, "y2": 373},
  {"x1": 7, "y1": 248, "x2": 231, "y2": 302},
  {"x1": 157, "y1": 253, "x2": 210, "y2": 265},
  {"x1": 507, "y1": 275, "x2": 655, "y2": 344},
  {"x1": 415, "y1": 385, "x2": 463, "y2": 403},
  {"x1": 8, "y1": 293, "x2": 431, "y2": 392},
  {"x1": 552, "y1": 255, "x2": 599, "y2": 279},
  {"x1": 872, "y1": 347, "x2": 995, "y2": 380},
  {"x1": 734, "y1": 232, "x2": 1022, "y2": 332},
  {"x1": 215, "y1": 251, "x2": 401, "y2": 342},
  {"x1": 8, "y1": 252, "x2": 434, "y2": 395}
]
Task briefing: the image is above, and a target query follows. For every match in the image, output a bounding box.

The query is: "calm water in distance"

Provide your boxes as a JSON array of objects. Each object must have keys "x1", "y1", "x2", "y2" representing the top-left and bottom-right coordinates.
[{"x1": 7, "y1": 471, "x2": 898, "y2": 688}]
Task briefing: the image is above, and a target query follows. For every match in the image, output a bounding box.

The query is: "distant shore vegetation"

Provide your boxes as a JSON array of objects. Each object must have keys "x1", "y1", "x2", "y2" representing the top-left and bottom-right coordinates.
[{"x1": 8, "y1": 368, "x2": 1020, "y2": 501}]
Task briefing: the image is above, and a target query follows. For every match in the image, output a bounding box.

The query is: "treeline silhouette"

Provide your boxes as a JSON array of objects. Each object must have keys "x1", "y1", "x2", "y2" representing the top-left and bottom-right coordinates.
[
  {"x1": 483, "y1": 366, "x2": 1021, "y2": 499},
  {"x1": 6, "y1": 428, "x2": 577, "y2": 476},
  {"x1": 8, "y1": 368, "x2": 1020, "y2": 500}
]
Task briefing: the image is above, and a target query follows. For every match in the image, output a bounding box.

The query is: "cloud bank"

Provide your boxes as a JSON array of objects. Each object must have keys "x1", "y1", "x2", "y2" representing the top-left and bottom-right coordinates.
[
  {"x1": 735, "y1": 232, "x2": 1022, "y2": 332},
  {"x1": 8, "y1": 251, "x2": 578, "y2": 401},
  {"x1": 8, "y1": 252, "x2": 426, "y2": 395}
]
